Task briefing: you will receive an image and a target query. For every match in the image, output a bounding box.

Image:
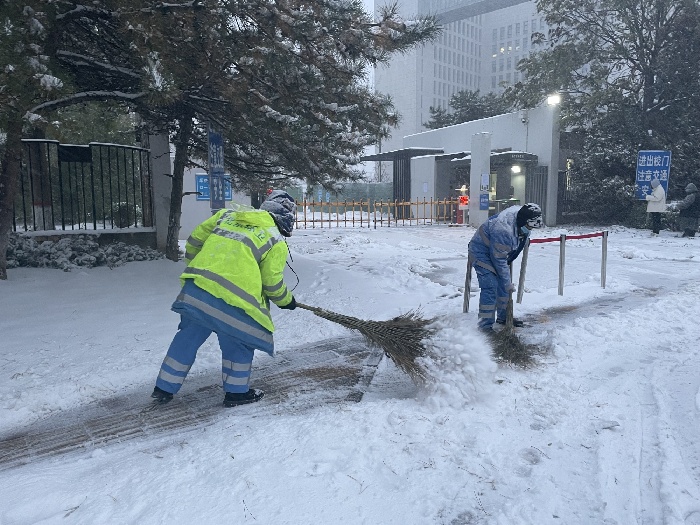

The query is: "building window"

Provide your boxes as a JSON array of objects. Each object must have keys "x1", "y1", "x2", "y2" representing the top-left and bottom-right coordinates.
[
  {"x1": 516, "y1": 23, "x2": 520, "y2": 36},
  {"x1": 507, "y1": 25, "x2": 512, "y2": 38},
  {"x1": 492, "y1": 28, "x2": 497, "y2": 41},
  {"x1": 492, "y1": 76, "x2": 497, "y2": 88},
  {"x1": 524, "y1": 20, "x2": 529, "y2": 33}
]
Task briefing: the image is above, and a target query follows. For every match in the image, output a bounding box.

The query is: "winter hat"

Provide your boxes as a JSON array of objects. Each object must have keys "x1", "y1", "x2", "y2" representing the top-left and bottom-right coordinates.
[
  {"x1": 260, "y1": 190, "x2": 297, "y2": 237},
  {"x1": 686, "y1": 183, "x2": 698, "y2": 193},
  {"x1": 516, "y1": 203, "x2": 543, "y2": 229},
  {"x1": 651, "y1": 179, "x2": 660, "y2": 188}
]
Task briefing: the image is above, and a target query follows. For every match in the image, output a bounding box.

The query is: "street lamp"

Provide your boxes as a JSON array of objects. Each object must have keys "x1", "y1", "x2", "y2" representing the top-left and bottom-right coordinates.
[{"x1": 547, "y1": 93, "x2": 561, "y2": 106}]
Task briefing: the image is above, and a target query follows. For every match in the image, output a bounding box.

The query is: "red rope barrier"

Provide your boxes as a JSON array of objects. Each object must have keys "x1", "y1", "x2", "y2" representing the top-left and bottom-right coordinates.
[{"x1": 529, "y1": 231, "x2": 604, "y2": 244}]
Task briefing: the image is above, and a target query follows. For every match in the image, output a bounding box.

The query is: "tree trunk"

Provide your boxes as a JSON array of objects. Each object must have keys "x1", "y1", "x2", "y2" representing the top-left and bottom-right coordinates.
[
  {"x1": 27, "y1": 128, "x2": 55, "y2": 231},
  {"x1": 0, "y1": 114, "x2": 23, "y2": 280},
  {"x1": 165, "y1": 112, "x2": 194, "y2": 261}
]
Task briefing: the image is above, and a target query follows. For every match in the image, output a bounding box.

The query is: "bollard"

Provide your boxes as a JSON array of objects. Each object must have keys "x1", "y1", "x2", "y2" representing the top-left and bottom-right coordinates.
[
  {"x1": 601, "y1": 230, "x2": 608, "y2": 288},
  {"x1": 558, "y1": 234, "x2": 566, "y2": 296}
]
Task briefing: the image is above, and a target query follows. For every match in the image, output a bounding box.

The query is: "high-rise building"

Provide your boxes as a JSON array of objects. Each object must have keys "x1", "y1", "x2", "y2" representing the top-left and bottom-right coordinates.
[{"x1": 374, "y1": 0, "x2": 546, "y2": 153}]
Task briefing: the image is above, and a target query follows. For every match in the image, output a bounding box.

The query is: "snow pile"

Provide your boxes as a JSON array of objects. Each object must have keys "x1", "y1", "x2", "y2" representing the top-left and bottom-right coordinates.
[
  {"x1": 418, "y1": 313, "x2": 497, "y2": 409},
  {"x1": 7, "y1": 234, "x2": 164, "y2": 271}
]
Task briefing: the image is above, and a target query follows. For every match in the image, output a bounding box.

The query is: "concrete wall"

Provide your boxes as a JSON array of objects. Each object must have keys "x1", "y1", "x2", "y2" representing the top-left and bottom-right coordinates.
[{"x1": 410, "y1": 156, "x2": 438, "y2": 218}]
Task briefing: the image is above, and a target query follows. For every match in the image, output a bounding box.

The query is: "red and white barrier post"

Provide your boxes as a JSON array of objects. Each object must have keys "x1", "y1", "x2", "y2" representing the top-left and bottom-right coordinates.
[{"x1": 516, "y1": 230, "x2": 608, "y2": 301}]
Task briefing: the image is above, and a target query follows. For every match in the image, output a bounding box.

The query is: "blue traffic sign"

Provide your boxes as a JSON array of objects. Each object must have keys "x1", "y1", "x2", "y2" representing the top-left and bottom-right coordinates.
[
  {"x1": 195, "y1": 174, "x2": 231, "y2": 201},
  {"x1": 208, "y1": 125, "x2": 226, "y2": 210},
  {"x1": 635, "y1": 150, "x2": 671, "y2": 200}
]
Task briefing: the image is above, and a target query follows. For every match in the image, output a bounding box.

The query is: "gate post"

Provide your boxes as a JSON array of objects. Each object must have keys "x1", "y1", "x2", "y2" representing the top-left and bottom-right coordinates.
[{"x1": 147, "y1": 133, "x2": 172, "y2": 251}]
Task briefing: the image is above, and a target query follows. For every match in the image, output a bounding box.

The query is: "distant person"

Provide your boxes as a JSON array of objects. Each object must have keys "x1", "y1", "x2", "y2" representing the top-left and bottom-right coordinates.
[
  {"x1": 468, "y1": 203, "x2": 543, "y2": 331},
  {"x1": 151, "y1": 190, "x2": 298, "y2": 407},
  {"x1": 671, "y1": 183, "x2": 700, "y2": 237},
  {"x1": 644, "y1": 179, "x2": 666, "y2": 235}
]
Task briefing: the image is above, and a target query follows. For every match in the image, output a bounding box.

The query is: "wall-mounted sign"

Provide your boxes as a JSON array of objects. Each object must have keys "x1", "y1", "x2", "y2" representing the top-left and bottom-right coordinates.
[
  {"x1": 480, "y1": 173, "x2": 490, "y2": 192},
  {"x1": 479, "y1": 193, "x2": 489, "y2": 210},
  {"x1": 195, "y1": 174, "x2": 232, "y2": 201}
]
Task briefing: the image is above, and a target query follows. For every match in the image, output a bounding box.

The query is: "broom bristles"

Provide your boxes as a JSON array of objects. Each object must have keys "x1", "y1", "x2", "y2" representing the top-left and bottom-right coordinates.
[
  {"x1": 489, "y1": 329, "x2": 534, "y2": 366},
  {"x1": 297, "y1": 303, "x2": 435, "y2": 383}
]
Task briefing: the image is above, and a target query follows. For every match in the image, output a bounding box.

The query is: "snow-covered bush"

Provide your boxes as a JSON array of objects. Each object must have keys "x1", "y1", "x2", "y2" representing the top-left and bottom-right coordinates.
[{"x1": 7, "y1": 234, "x2": 164, "y2": 271}]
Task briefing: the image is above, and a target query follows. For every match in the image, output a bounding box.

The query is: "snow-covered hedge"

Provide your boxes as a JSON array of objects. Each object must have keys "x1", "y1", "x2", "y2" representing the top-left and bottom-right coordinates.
[{"x1": 7, "y1": 234, "x2": 165, "y2": 271}]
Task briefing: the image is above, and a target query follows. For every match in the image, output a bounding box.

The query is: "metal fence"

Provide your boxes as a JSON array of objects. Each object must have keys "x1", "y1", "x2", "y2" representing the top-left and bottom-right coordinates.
[
  {"x1": 13, "y1": 140, "x2": 153, "y2": 232},
  {"x1": 294, "y1": 198, "x2": 463, "y2": 229}
]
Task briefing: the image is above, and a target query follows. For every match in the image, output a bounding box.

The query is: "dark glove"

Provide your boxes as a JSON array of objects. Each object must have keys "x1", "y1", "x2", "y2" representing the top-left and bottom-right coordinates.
[{"x1": 278, "y1": 297, "x2": 297, "y2": 310}]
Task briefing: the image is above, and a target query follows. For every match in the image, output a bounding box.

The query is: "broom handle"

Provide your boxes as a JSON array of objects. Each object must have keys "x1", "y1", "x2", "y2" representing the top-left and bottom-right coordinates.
[
  {"x1": 296, "y1": 302, "x2": 323, "y2": 314},
  {"x1": 505, "y1": 266, "x2": 514, "y2": 332}
]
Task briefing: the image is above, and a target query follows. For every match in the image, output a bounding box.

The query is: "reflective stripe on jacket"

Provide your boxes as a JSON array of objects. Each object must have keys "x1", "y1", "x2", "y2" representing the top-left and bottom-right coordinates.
[
  {"x1": 467, "y1": 206, "x2": 526, "y2": 286},
  {"x1": 180, "y1": 208, "x2": 293, "y2": 332}
]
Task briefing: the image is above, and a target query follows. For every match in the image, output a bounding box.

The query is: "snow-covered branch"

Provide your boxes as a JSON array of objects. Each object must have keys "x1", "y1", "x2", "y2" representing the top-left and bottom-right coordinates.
[{"x1": 30, "y1": 91, "x2": 147, "y2": 114}]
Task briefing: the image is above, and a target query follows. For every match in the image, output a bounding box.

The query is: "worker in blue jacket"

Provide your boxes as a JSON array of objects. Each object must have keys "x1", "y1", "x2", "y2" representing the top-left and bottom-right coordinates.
[{"x1": 468, "y1": 203, "x2": 543, "y2": 331}]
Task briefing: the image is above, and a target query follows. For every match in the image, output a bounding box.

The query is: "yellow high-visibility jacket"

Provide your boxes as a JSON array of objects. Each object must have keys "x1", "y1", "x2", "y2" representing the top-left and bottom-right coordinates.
[{"x1": 181, "y1": 208, "x2": 293, "y2": 332}]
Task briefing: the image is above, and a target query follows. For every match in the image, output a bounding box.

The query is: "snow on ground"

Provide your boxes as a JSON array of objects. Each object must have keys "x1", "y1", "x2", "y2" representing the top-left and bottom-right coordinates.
[{"x1": 1, "y1": 224, "x2": 700, "y2": 524}]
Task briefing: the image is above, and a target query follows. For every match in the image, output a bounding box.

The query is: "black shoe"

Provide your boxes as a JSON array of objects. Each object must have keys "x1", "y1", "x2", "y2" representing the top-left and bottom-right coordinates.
[
  {"x1": 223, "y1": 389, "x2": 264, "y2": 407},
  {"x1": 151, "y1": 386, "x2": 174, "y2": 404},
  {"x1": 496, "y1": 318, "x2": 525, "y2": 327}
]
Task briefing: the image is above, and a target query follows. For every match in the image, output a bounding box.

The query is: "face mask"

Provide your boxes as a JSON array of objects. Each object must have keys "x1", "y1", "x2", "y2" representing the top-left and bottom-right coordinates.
[{"x1": 520, "y1": 225, "x2": 531, "y2": 235}]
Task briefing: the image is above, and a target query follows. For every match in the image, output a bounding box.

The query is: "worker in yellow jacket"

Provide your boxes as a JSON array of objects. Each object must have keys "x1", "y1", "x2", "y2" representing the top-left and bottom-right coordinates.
[{"x1": 151, "y1": 190, "x2": 297, "y2": 407}]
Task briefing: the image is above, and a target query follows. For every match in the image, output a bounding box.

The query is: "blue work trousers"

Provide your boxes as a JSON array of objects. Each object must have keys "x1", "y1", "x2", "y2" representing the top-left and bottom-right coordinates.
[
  {"x1": 156, "y1": 316, "x2": 256, "y2": 394},
  {"x1": 474, "y1": 265, "x2": 509, "y2": 329}
]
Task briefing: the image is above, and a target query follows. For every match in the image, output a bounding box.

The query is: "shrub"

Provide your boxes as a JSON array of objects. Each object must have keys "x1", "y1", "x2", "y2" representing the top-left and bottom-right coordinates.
[{"x1": 6, "y1": 234, "x2": 164, "y2": 271}]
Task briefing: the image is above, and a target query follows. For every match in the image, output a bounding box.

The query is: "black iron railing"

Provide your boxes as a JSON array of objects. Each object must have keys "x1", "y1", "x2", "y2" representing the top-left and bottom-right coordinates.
[{"x1": 14, "y1": 140, "x2": 153, "y2": 232}]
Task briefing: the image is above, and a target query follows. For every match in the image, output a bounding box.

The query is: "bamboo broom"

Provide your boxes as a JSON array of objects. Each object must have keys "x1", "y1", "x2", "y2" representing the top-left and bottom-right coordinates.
[
  {"x1": 488, "y1": 268, "x2": 533, "y2": 366},
  {"x1": 296, "y1": 302, "x2": 435, "y2": 383}
]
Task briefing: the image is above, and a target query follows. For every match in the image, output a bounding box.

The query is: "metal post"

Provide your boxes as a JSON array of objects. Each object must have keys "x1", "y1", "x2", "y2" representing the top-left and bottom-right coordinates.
[
  {"x1": 558, "y1": 233, "x2": 566, "y2": 296},
  {"x1": 516, "y1": 239, "x2": 530, "y2": 304},
  {"x1": 601, "y1": 230, "x2": 608, "y2": 288}
]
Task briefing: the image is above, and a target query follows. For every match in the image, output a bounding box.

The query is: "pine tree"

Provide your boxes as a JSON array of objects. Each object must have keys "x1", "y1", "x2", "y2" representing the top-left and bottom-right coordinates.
[
  {"x1": 509, "y1": 0, "x2": 700, "y2": 224},
  {"x1": 424, "y1": 90, "x2": 512, "y2": 129},
  {"x1": 0, "y1": 1, "x2": 440, "y2": 274},
  {"x1": 0, "y1": 2, "x2": 70, "y2": 280}
]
